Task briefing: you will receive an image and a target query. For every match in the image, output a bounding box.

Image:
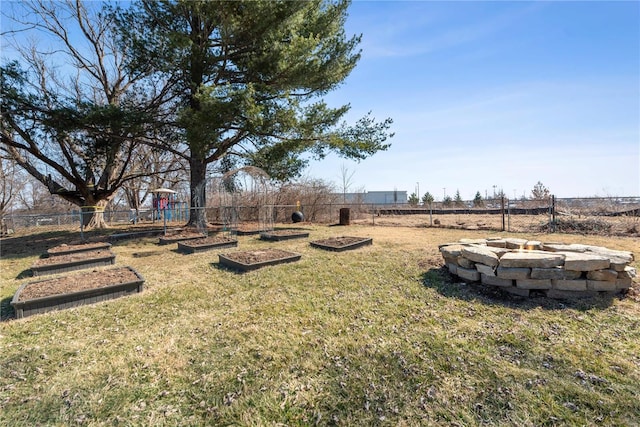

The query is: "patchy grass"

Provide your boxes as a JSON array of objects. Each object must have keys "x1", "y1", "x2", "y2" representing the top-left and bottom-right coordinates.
[{"x1": 1, "y1": 225, "x2": 639, "y2": 425}]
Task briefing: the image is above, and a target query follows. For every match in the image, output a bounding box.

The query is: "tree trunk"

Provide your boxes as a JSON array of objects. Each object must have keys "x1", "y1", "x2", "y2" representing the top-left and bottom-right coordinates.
[
  {"x1": 186, "y1": 156, "x2": 208, "y2": 228},
  {"x1": 81, "y1": 199, "x2": 109, "y2": 229}
]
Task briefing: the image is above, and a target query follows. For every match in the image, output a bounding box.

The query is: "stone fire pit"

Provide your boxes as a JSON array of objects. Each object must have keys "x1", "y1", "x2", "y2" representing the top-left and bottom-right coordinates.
[{"x1": 439, "y1": 237, "x2": 636, "y2": 298}]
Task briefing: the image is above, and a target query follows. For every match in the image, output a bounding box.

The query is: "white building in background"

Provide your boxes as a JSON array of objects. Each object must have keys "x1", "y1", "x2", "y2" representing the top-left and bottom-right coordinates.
[{"x1": 340, "y1": 190, "x2": 408, "y2": 205}]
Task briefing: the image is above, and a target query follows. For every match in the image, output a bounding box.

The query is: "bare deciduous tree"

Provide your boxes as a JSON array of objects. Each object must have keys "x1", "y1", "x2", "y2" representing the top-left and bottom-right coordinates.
[
  {"x1": 339, "y1": 163, "x2": 356, "y2": 203},
  {"x1": 1, "y1": 0, "x2": 177, "y2": 228},
  {"x1": 0, "y1": 156, "x2": 21, "y2": 218}
]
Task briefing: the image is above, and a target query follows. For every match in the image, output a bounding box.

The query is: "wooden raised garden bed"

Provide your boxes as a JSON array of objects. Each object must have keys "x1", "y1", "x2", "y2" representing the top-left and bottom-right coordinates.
[
  {"x1": 218, "y1": 248, "x2": 301, "y2": 272},
  {"x1": 109, "y1": 228, "x2": 168, "y2": 242},
  {"x1": 232, "y1": 222, "x2": 268, "y2": 236},
  {"x1": 259, "y1": 229, "x2": 310, "y2": 241},
  {"x1": 31, "y1": 249, "x2": 116, "y2": 276},
  {"x1": 310, "y1": 236, "x2": 373, "y2": 252},
  {"x1": 177, "y1": 236, "x2": 238, "y2": 254},
  {"x1": 158, "y1": 233, "x2": 207, "y2": 245},
  {"x1": 11, "y1": 266, "x2": 145, "y2": 319},
  {"x1": 234, "y1": 228, "x2": 268, "y2": 236},
  {"x1": 47, "y1": 242, "x2": 112, "y2": 257}
]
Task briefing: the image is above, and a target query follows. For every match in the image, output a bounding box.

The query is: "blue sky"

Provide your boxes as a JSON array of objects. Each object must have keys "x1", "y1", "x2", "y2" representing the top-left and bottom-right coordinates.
[
  {"x1": 2, "y1": 1, "x2": 638, "y2": 200},
  {"x1": 306, "y1": 1, "x2": 640, "y2": 199}
]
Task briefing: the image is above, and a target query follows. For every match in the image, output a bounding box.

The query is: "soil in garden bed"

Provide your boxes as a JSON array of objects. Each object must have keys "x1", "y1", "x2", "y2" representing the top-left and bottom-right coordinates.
[
  {"x1": 260, "y1": 229, "x2": 310, "y2": 241},
  {"x1": 264, "y1": 229, "x2": 308, "y2": 236},
  {"x1": 47, "y1": 242, "x2": 111, "y2": 256},
  {"x1": 33, "y1": 249, "x2": 114, "y2": 266},
  {"x1": 158, "y1": 232, "x2": 207, "y2": 245},
  {"x1": 235, "y1": 229, "x2": 268, "y2": 236},
  {"x1": 181, "y1": 235, "x2": 237, "y2": 247},
  {"x1": 15, "y1": 267, "x2": 140, "y2": 301},
  {"x1": 164, "y1": 231, "x2": 206, "y2": 238},
  {"x1": 310, "y1": 236, "x2": 373, "y2": 252},
  {"x1": 222, "y1": 248, "x2": 295, "y2": 264},
  {"x1": 313, "y1": 236, "x2": 365, "y2": 247},
  {"x1": 232, "y1": 222, "x2": 269, "y2": 235}
]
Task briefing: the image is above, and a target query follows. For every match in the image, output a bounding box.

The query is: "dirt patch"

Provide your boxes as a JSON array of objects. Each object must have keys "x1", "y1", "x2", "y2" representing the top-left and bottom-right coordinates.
[
  {"x1": 33, "y1": 249, "x2": 114, "y2": 266},
  {"x1": 16, "y1": 267, "x2": 140, "y2": 301}
]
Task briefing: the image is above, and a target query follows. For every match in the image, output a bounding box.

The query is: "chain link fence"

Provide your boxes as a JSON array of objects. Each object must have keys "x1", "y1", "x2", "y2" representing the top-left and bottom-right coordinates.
[
  {"x1": 2, "y1": 196, "x2": 639, "y2": 237},
  {"x1": 356, "y1": 196, "x2": 640, "y2": 236}
]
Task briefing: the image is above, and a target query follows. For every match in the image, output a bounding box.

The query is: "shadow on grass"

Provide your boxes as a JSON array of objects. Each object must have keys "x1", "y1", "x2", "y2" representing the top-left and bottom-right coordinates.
[
  {"x1": 0, "y1": 229, "x2": 115, "y2": 260},
  {"x1": 15, "y1": 269, "x2": 33, "y2": 280},
  {"x1": 1, "y1": 296, "x2": 15, "y2": 321},
  {"x1": 422, "y1": 267, "x2": 617, "y2": 311},
  {"x1": 0, "y1": 224, "x2": 184, "y2": 260},
  {"x1": 272, "y1": 226, "x2": 312, "y2": 231},
  {"x1": 131, "y1": 250, "x2": 165, "y2": 258},
  {"x1": 210, "y1": 262, "x2": 243, "y2": 274}
]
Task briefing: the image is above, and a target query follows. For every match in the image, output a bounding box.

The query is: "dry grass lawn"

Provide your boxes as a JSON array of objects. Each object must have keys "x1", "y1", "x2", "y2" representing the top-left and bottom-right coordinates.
[{"x1": 1, "y1": 223, "x2": 639, "y2": 426}]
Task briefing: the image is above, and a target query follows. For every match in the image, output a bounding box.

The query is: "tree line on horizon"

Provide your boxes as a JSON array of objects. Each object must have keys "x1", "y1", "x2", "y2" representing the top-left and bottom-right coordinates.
[{"x1": 407, "y1": 181, "x2": 551, "y2": 207}]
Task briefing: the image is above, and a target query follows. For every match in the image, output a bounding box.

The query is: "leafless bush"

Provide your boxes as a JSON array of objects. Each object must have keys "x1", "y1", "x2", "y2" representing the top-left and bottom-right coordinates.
[{"x1": 273, "y1": 178, "x2": 340, "y2": 222}]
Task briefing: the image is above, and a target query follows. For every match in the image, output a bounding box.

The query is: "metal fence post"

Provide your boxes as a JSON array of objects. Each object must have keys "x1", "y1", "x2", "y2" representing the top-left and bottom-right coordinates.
[
  {"x1": 551, "y1": 195, "x2": 556, "y2": 233},
  {"x1": 372, "y1": 203, "x2": 376, "y2": 226},
  {"x1": 163, "y1": 208, "x2": 167, "y2": 236},
  {"x1": 501, "y1": 196, "x2": 505, "y2": 231},
  {"x1": 79, "y1": 209, "x2": 84, "y2": 241}
]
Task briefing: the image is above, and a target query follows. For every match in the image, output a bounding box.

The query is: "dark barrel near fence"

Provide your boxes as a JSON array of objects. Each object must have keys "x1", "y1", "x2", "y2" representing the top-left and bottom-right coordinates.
[
  {"x1": 339, "y1": 208, "x2": 350, "y2": 225},
  {"x1": 291, "y1": 211, "x2": 304, "y2": 223}
]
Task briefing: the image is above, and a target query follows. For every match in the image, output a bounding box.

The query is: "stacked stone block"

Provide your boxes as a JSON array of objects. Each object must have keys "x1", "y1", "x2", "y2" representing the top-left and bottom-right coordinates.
[{"x1": 439, "y1": 238, "x2": 636, "y2": 299}]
